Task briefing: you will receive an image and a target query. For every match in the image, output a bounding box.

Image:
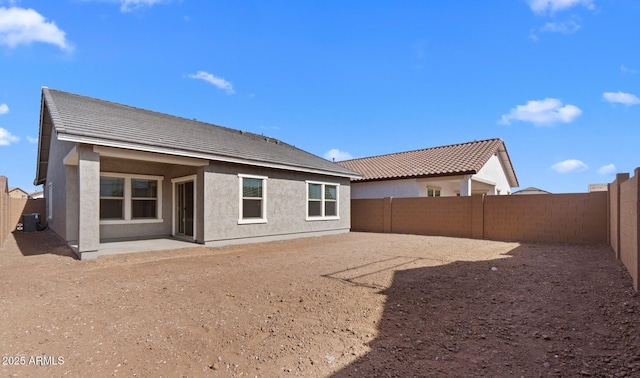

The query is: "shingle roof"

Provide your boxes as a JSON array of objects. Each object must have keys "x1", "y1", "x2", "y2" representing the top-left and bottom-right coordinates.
[
  {"x1": 336, "y1": 138, "x2": 518, "y2": 186},
  {"x1": 39, "y1": 88, "x2": 360, "y2": 179}
]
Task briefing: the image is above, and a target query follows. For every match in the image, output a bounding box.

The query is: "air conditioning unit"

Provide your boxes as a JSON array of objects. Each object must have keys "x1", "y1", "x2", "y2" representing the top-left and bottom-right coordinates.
[{"x1": 22, "y1": 213, "x2": 40, "y2": 233}]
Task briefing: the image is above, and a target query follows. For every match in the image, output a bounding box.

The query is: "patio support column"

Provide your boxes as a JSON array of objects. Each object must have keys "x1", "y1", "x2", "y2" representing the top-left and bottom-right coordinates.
[
  {"x1": 460, "y1": 175, "x2": 472, "y2": 196},
  {"x1": 77, "y1": 144, "x2": 100, "y2": 257},
  {"x1": 200, "y1": 167, "x2": 214, "y2": 244}
]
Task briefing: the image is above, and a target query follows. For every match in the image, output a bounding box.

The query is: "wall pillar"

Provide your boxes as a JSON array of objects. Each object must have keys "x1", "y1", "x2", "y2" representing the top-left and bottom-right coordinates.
[
  {"x1": 471, "y1": 194, "x2": 484, "y2": 239},
  {"x1": 610, "y1": 173, "x2": 629, "y2": 258},
  {"x1": 383, "y1": 197, "x2": 392, "y2": 233},
  {"x1": 77, "y1": 145, "x2": 100, "y2": 256},
  {"x1": 196, "y1": 166, "x2": 207, "y2": 244},
  {"x1": 460, "y1": 175, "x2": 471, "y2": 196},
  {"x1": 634, "y1": 168, "x2": 640, "y2": 291}
]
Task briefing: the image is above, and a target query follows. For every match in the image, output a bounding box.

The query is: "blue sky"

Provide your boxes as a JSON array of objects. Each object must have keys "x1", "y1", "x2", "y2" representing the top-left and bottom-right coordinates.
[{"x1": 0, "y1": 0, "x2": 638, "y2": 194}]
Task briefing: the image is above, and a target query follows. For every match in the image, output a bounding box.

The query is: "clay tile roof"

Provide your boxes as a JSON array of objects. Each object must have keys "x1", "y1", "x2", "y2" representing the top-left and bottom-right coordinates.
[{"x1": 336, "y1": 138, "x2": 518, "y2": 186}]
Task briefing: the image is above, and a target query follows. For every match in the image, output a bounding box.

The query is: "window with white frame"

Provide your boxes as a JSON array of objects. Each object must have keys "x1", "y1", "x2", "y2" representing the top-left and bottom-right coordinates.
[
  {"x1": 131, "y1": 179, "x2": 158, "y2": 219},
  {"x1": 100, "y1": 177, "x2": 124, "y2": 219},
  {"x1": 238, "y1": 174, "x2": 267, "y2": 224},
  {"x1": 99, "y1": 173, "x2": 162, "y2": 223},
  {"x1": 306, "y1": 181, "x2": 339, "y2": 220},
  {"x1": 427, "y1": 187, "x2": 441, "y2": 197}
]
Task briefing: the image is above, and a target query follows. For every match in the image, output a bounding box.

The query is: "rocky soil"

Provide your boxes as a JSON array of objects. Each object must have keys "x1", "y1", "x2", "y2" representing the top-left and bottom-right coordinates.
[{"x1": 1, "y1": 230, "x2": 638, "y2": 377}]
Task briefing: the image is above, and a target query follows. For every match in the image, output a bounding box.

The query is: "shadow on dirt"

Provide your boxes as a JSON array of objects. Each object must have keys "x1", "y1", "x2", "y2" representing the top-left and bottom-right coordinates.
[
  {"x1": 332, "y1": 243, "x2": 640, "y2": 377},
  {"x1": 11, "y1": 228, "x2": 77, "y2": 259}
]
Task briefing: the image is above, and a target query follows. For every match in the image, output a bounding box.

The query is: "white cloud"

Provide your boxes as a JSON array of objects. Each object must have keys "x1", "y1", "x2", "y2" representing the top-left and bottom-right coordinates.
[
  {"x1": 188, "y1": 71, "x2": 235, "y2": 94},
  {"x1": 602, "y1": 91, "x2": 640, "y2": 106},
  {"x1": 0, "y1": 103, "x2": 8, "y2": 114},
  {"x1": 621, "y1": 65, "x2": 638, "y2": 75},
  {"x1": 598, "y1": 164, "x2": 616, "y2": 175},
  {"x1": 82, "y1": 0, "x2": 168, "y2": 12},
  {"x1": 541, "y1": 20, "x2": 581, "y2": 34},
  {"x1": 26, "y1": 136, "x2": 38, "y2": 144},
  {"x1": 324, "y1": 149, "x2": 353, "y2": 162},
  {"x1": 0, "y1": 127, "x2": 19, "y2": 146},
  {"x1": 551, "y1": 159, "x2": 588, "y2": 173},
  {"x1": 528, "y1": 0, "x2": 595, "y2": 14},
  {"x1": 499, "y1": 98, "x2": 582, "y2": 126},
  {"x1": 119, "y1": 0, "x2": 165, "y2": 12},
  {"x1": 0, "y1": 7, "x2": 72, "y2": 51}
]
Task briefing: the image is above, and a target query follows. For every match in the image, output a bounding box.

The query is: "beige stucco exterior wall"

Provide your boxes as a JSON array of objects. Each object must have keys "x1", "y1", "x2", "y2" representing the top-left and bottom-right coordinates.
[
  {"x1": 203, "y1": 162, "x2": 351, "y2": 245},
  {"x1": 43, "y1": 139, "x2": 352, "y2": 257},
  {"x1": 43, "y1": 131, "x2": 77, "y2": 242},
  {"x1": 77, "y1": 145, "x2": 100, "y2": 252},
  {"x1": 43, "y1": 114, "x2": 351, "y2": 256},
  {"x1": 98, "y1": 157, "x2": 199, "y2": 241}
]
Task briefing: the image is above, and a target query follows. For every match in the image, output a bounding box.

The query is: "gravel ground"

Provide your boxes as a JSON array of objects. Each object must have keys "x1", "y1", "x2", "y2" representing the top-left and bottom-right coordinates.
[{"x1": 1, "y1": 230, "x2": 638, "y2": 377}]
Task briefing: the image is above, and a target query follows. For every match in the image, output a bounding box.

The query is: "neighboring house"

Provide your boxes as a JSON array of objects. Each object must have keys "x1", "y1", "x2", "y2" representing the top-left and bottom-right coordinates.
[
  {"x1": 34, "y1": 88, "x2": 360, "y2": 260},
  {"x1": 588, "y1": 184, "x2": 608, "y2": 193},
  {"x1": 336, "y1": 138, "x2": 518, "y2": 199},
  {"x1": 512, "y1": 187, "x2": 551, "y2": 195},
  {"x1": 29, "y1": 190, "x2": 44, "y2": 199},
  {"x1": 8, "y1": 187, "x2": 29, "y2": 199}
]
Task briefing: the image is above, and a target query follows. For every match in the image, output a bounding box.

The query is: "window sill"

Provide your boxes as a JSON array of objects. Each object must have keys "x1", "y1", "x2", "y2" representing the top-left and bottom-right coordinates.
[
  {"x1": 306, "y1": 216, "x2": 340, "y2": 222},
  {"x1": 238, "y1": 218, "x2": 268, "y2": 225},
  {"x1": 100, "y1": 219, "x2": 164, "y2": 225}
]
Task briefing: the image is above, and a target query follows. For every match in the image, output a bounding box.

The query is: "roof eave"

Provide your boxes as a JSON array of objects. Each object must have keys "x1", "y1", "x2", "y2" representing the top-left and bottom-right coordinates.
[
  {"x1": 496, "y1": 142, "x2": 519, "y2": 188},
  {"x1": 56, "y1": 133, "x2": 362, "y2": 180},
  {"x1": 353, "y1": 170, "x2": 478, "y2": 183},
  {"x1": 33, "y1": 89, "x2": 48, "y2": 186}
]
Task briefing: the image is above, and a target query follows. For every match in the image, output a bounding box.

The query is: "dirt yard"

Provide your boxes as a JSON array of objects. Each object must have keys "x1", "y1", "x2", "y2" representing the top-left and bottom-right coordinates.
[{"x1": 1, "y1": 230, "x2": 639, "y2": 377}]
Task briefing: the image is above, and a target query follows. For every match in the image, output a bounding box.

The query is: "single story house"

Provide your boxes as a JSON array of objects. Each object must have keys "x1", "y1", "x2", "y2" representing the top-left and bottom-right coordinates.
[
  {"x1": 588, "y1": 184, "x2": 607, "y2": 193},
  {"x1": 34, "y1": 87, "x2": 360, "y2": 260},
  {"x1": 512, "y1": 187, "x2": 551, "y2": 195},
  {"x1": 336, "y1": 138, "x2": 518, "y2": 198}
]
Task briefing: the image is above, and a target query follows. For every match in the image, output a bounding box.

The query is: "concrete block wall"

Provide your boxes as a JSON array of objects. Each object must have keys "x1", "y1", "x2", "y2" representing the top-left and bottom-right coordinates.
[
  {"x1": 391, "y1": 197, "x2": 473, "y2": 237},
  {"x1": 0, "y1": 176, "x2": 9, "y2": 247},
  {"x1": 9, "y1": 198, "x2": 46, "y2": 229},
  {"x1": 352, "y1": 192, "x2": 608, "y2": 244},
  {"x1": 470, "y1": 195, "x2": 484, "y2": 239},
  {"x1": 352, "y1": 176, "x2": 640, "y2": 291},
  {"x1": 484, "y1": 192, "x2": 607, "y2": 244},
  {"x1": 613, "y1": 169, "x2": 640, "y2": 290},
  {"x1": 350, "y1": 198, "x2": 385, "y2": 233},
  {"x1": 609, "y1": 173, "x2": 629, "y2": 259},
  {"x1": 0, "y1": 175, "x2": 47, "y2": 248}
]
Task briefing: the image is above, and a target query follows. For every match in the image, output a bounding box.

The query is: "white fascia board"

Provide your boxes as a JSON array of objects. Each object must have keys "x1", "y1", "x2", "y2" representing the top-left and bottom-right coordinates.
[
  {"x1": 58, "y1": 134, "x2": 360, "y2": 179},
  {"x1": 497, "y1": 148, "x2": 518, "y2": 188},
  {"x1": 93, "y1": 145, "x2": 209, "y2": 167}
]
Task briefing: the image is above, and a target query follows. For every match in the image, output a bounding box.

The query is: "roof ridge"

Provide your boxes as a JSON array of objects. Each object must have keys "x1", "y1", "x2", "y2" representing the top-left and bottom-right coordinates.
[
  {"x1": 340, "y1": 138, "x2": 503, "y2": 162},
  {"x1": 45, "y1": 88, "x2": 294, "y2": 148}
]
